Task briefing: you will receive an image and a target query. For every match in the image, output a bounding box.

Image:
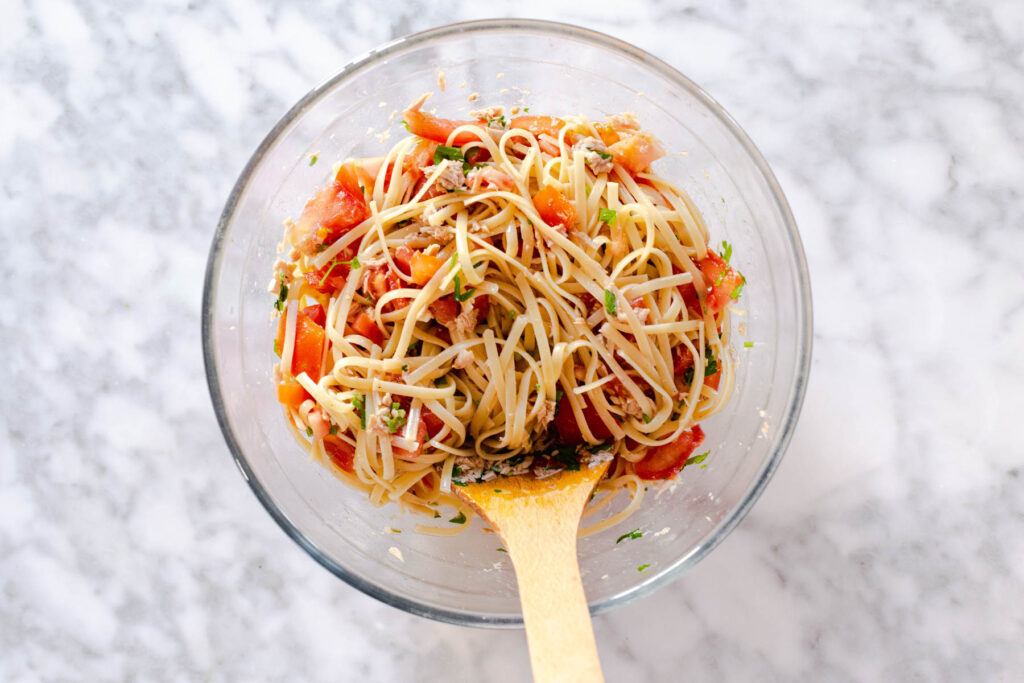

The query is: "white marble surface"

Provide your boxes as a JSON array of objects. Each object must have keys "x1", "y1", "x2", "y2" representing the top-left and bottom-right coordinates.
[{"x1": 3, "y1": 0, "x2": 1023, "y2": 680}]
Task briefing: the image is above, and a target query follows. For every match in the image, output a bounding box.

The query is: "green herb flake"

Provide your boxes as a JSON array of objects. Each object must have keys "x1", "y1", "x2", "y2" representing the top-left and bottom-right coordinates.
[
  {"x1": 705, "y1": 348, "x2": 719, "y2": 376},
  {"x1": 434, "y1": 512, "x2": 441, "y2": 518},
  {"x1": 314, "y1": 243, "x2": 327, "y2": 253},
  {"x1": 449, "y1": 511, "x2": 467, "y2": 524},
  {"x1": 273, "y1": 338, "x2": 280, "y2": 356},
  {"x1": 408, "y1": 340, "x2": 421, "y2": 354},
  {"x1": 637, "y1": 564, "x2": 651, "y2": 572},
  {"x1": 386, "y1": 403, "x2": 407, "y2": 434},
  {"x1": 329, "y1": 425, "x2": 339, "y2": 435},
  {"x1": 308, "y1": 154, "x2": 318, "y2": 166},
  {"x1": 730, "y1": 274, "x2": 746, "y2": 300},
  {"x1": 453, "y1": 273, "x2": 476, "y2": 302},
  {"x1": 434, "y1": 145, "x2": 465, "y2": 165},
  {"x1": 401, "y1": 120, "x2": 410, "y2": 132},
  {"x1": 496, "y1": 547, "x2": 507, "y2": 552},
  {"x1": 453, "y1": 481, "x2": 467, "y2": 487},
  {"x1": 508, "y1": 310, "x2": 517, "y2": 319},
  {"x1": 744, "y1": 341, "x2": 754, "y2": 348},
  {"x1": 433, "y1": 376, "x2": 448, "y2": 387},
  {"x1": 598, "y1": 207, "x2": 617, "y2": 225},
  {"x1": 305, "y1": 426, "x2": 313, "y2": 437},
  {"x1": 274, "y1": 280, "x2": 288, "y2": 311},
  {"x1": 604, "y1": 289, "x2": 617, "y2": 316},
  {"x1": 721, "y1": 240, "x2": 733, "y2": 264},
  {"x1": 595, "y1": 150, "x2": 613, "y2": 160},
  {"x1": 555, "y1": 389, "x2": 564, "y2": 403},
  {"x1": 685, "y1": 451, "x2": 709, "y2": 468},
  {"x1": 389, "y1": 527, "x2": 401, "y2": 534},
  {"x1": 616, "y1": 529, "x2": 643, "y2": 544},
  {"x1": 535, "y1": 383, "x2": 541, "y2": 393},
  {"x1": 348, "y1": 256, "x2": 361, "y2": 269},
  {"x1": 450, "y1": 252, "x2": 458, "y2": 270},
  {"x1": 352, "y1": 394, "x2": 366, "y2": 429},
  {"x1": 402, "y1": 364, "x2": 409, "y2": 372},
  {"x1": 494, "y1": 489, "x2": 502, "y2": 493}
]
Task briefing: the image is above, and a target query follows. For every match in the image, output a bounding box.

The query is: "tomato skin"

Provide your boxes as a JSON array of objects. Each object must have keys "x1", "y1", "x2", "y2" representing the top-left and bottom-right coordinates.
[
  {"x1": 471, "y1": 294, "x2": 490, "y2": 320},
  {"x1": 323, "y1": 435, "x2": 355, "y2": 473},
  {"x1": 510, "y1": 115, "x2": 565, "y2": 138},
  {"x1": 634, "y1": 425, "x2": 705, "y2": 480},
  {"x1": 594, "y1": 122, "x2": 621, "y2": 147},
  {"x1": 276, "y1": 381, "x2": 310, "y2": 409},
  {"x1": 291, "y1": 310, "x2": 326, "y2": 381},
  {"x1": 403, "y1": 105, "x2": 480, "y2": 145},
  {"x1": 394, "y1": 245, "x2": 415, "y2": 276},
  {"x1": 294, "y1": 166, "x2": 369, "y2": 254},
  {"x1": 410, "y1": 250, "x2": 444, "y2": 285},
  {"x1": 301, "y1": 304, "x2": 326, "y2": 327},
  {"x1": 554, "y1": 394, "x2": 614, "y2": 444},
  {"x1": 608, "y1": 130, "x2": 665, "y2": 175},
  {"x1": 532, "y1": 185, "x2": 576, "y2": 229},
  {"x1": 421, "y1": 408, "x2": 445, "y2": 438},
  {"x1": 351, "y1": 312, "x2": 384, "y2": 346},
  {"x1": 403, "y1": 138, "x2": 438, "y2": 179},
  {"x1": 429, "y1": 296, "x2": 459, "y2": 325}
]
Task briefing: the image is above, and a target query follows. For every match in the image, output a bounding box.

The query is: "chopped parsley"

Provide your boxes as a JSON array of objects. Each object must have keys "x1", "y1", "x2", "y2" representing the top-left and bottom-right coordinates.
[
  {"x1": 493, "y1": 489, "x2": 502, "y2": 493},
  {"x1": 453, "y1": 273, "x2": 475, "y2": 302},
  {"x1": 433, "y1": 512, "x2": 441, "y2": 518},
  {"x1": 273, "y1": 338, "x2": 280, "y2": 356},
  {"x1": 604, "y1": 289, "x2": 617, "y2": 315},
  {"x1": 352, "y1": 394, "x2": 366, "y2": 429},
  {"x1": 721, "y1": 240, "x2": 733, "y2": 264},
  {"x1": 329, "y1": 425, "x2": 339, "y2": 435},
  {"x1": 487, "y1": 114, "x2": 507, "y2": 127},
  {"x1": 616, "y1": 529, "x2": 643, "y2": 543},
  {"x1": 496, "y1": 547, "x2": 507, "y2": 552},
  {"x1": 386, "y1": 403, "x2": 407, "y2": 433},
  {"x1": 508, "y1": 310, "x2": 517, "y2": 319},
  {"x1": 449, "y1": 511, "x2": 467, "y2": 524},
  {"x1": 273, "y1": 274, "x2": 288, "y2": 311},
  {"x1": 402, "y1": 364, "x2": 409, "y2": 372},
  {"x1": 400, "y1": 119, "x2": 410, "y2": 132},
  {"x1": 433, "y1": 376, "x2": 448, "y2": 387},
  {"x1": 408, "y1": 340, "x2": 421, "y2": 354},
  {"x1": 637, "y1": 564, "x2": 651, "y2": 572},
  {"x1": 555, "y1": 389, "x2": 564, "y2": 403},
  {"x1": 389, "y1": 527, "x2": 401, "y2": 534},
  {"x1": 449, "y1": 252, "x2": 458, "y2": 269},
  {"x1": 705, "y1": 348, "x2": 718, "y2": 376},
  {"x1": 730, "y1": 273, "x2": 746, "y2": 299},
  {"x1": 434, "y1": 145, "x2": 465, "y2": 165},
  {"x1": 642, "y1": 413, "x2": 652, "y2": 424},
  {"x1": 549, "y1": 444, "x2": 581, "y2": 471},
  {"x1": 744, "y1": 341, "x2": 754, "y2": 348},
  {"x1": 314, "y1": 243, "x2": 328, "y2": 253},
  {"x1": 595, "y1": 150, "x2": 613, "y2": 160},
  {"x1": 598, "y1": 207, "x2": 617, "y2": 225},
  {"x1": 348, "y1": 256, "x2": 361, "y2": 269},
  {"x1": 305, "y1": 426, "x2": 313, "y2": 436},
  {"x1": 308, "y1": 154, "x2": 318, "y2": 166},
  {"x1": 684, "y1": 451, "x2": 709, "y2": 468}
]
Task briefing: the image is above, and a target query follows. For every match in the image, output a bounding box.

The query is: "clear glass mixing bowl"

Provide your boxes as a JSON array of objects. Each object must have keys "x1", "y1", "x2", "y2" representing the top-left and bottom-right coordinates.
[{"x1": 202, "y1": 19, "x2": 812, "y2": 626}]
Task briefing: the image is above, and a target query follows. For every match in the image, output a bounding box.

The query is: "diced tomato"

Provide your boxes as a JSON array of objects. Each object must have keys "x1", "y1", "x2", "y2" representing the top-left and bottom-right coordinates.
[
  {"x1": 403, "y1": 103, "x2": 480, "y2": 145},
  {"x1": 351, "y1": 312, "x2": 384, "y2": 346},
  {"x1": 291, "y1": 310, "x2": 326, "y2": 381},
  {"x1": 421, "y1": 407, "x2": 445, "y2": 438},
  {"x1": 608, "y1": 131, "x2": 665, "y2": 176},
  {"x1": 394, "y1": 245, "x2": 415, "y2": 276},
  {"x1": 294, "y1": 166, "x2": 369, "y2": 254},
  {"x1": 393, "y1": 419, "x2": 428, "y2": 459},
  {"x1": 634, "y1": 425, "x2": 705, "y2": 480},
  {"x1": 554, "y1": 393, "x2": 615, "y2": 444},
  {"x1": 429, "y1": 296, "x2": 459, "y2": 325},
  {"x1": 323, "y1": 435, "x2": 355, "y2": 473},
  {"x1": 704, "y1": 370, "x2": 721, "y2": 391},
  {"x1": 410, "y1": 250, "x2": 444, "y2": 285},
  {"x1": 301, "y1": 304, "x2": 326, "y2": 327},
  {"x1": 594, "y1": 122, "x2": 621, "y2": 147},
  {"x1": 403, "y1": 138, "x2": 438, "y2": 179},
  {"x1": 471, "y1": 294, "x2": 490, "y2": 320},
  {"x1": 363, "y1": 265, "x2": 410, "y2": 313},
  {"x1": 510, "y1": 115, "x2": 565, "y2": 139},
  {"x1": 672, "y1": 344, "x2": 695, "y2": 376},
  {"x1": 697, "y1": 250, "x2": 744, "y2": 315},
  {"x1": 532, "y1": 185, "x2": 576, "y2": 229},
  {"x1": 304, "y1": 254, "x2": 352, "y2": 294},
  {"x1": 464, "y1": 146, "x2": 490, "y2": 166},
  {"x1": 276, "y1": 381, "x2": 310, "y2": 409}
]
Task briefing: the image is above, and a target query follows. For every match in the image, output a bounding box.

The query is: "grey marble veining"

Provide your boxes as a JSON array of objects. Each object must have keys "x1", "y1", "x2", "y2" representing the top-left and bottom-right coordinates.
[{"x1": 3, "y1": 0, "x2": 1023, "y2": 680}]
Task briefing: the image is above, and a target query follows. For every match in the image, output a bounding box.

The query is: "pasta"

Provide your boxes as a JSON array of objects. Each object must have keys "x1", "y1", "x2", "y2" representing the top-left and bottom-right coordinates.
[{"x1": 269, "y1": 95, "x2": 746, "y2": 535}]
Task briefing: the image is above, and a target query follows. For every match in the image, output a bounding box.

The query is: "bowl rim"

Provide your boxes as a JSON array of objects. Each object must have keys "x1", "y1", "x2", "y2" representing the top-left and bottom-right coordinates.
[{"x1": 202, "y1": 17, "x2": 813, "y2": 628}]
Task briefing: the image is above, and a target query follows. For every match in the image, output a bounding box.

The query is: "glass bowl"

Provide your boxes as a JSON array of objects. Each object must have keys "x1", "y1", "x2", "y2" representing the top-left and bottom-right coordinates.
[{"x1": 202, "y1": 19, "x2": 812, "y2": 626}]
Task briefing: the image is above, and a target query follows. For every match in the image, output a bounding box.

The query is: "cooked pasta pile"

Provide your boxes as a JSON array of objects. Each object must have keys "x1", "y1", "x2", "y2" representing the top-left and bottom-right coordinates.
[{"x1": 270, "y1": 95, "x2": 746, "y2": 535}]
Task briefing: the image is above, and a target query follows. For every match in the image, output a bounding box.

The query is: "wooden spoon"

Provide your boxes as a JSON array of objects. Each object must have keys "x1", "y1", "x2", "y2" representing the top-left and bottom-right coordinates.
[{"x1": 454, "y1": 460, "x2": 610, "y2": 683}]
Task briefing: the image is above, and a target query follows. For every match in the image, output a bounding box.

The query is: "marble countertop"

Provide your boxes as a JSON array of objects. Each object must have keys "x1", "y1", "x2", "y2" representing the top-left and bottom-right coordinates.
[{"x1": 3, "y1": 0, "x2": 1022, "y2": 680}]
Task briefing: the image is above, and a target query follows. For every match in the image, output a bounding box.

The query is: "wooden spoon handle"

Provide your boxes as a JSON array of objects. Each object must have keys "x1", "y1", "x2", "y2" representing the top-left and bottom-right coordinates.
[{"x1": 504, "y1": 517, "x2": 603, "y2": 683}]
